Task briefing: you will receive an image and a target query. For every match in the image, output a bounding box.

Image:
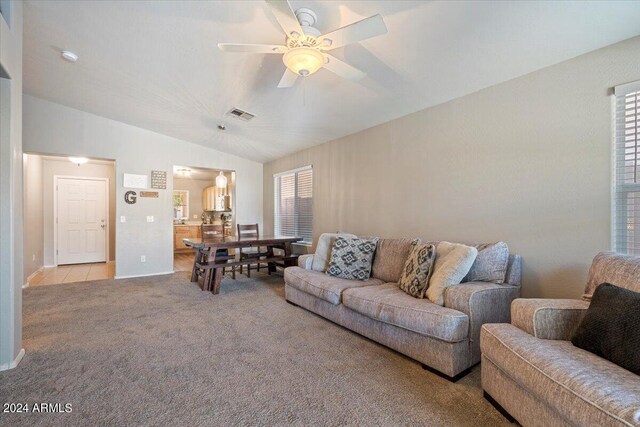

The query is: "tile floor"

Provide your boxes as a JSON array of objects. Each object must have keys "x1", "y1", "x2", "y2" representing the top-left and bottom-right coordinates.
[{"x1": 29, "y1": 262, "x2": 115, "y2": 287}]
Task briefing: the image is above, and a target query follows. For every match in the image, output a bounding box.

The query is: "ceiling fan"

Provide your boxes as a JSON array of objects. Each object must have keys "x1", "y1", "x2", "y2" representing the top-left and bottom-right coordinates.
[{"x1": 218, "y1": 0, "x2": 388, "y2": 88}]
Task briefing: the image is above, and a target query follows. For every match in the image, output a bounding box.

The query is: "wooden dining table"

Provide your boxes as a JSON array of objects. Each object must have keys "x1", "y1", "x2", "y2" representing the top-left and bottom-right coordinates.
[{"x1": 183, "y1": 235, "x2": 302, "y2": 294}]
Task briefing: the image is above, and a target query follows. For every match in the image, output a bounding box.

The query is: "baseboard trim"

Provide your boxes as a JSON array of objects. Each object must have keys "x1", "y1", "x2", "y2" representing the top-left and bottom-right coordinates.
[
  {"x1": 114, "y1": 271, "x2": 175, "y2": 280},
  {"x1": 0, "y1": 348, "x2": 25, "y2": 371},
  {"x1": 24, "y1": 267, "x2": 45, "y2": 288}
]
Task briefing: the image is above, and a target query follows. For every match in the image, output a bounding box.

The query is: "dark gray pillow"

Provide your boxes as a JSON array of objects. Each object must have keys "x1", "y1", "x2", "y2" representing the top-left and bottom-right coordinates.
[
  {"x1": 464, "y1": 242, "x2": 509, "y2": 283},
  {"x1": 571, "y1": 283, "x2": 640, "y2": 375},
  {"x1": 326, "y1": 237, "x2": 379, "y2": 280}
]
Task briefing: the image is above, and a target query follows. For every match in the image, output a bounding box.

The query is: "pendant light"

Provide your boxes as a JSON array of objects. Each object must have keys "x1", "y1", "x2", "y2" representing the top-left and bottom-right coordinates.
[{"x1": 215, "y1": 171, "x2": 227, "y2": 191}]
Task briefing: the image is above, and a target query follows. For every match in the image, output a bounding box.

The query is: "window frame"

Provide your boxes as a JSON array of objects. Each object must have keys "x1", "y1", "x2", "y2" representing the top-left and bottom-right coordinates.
[
  {"x1": 274, "y1": 165, "x2": 313, "y2": 245},
  {"x1": 613, "y1": 80, "x2": 640, "y2": 254}
]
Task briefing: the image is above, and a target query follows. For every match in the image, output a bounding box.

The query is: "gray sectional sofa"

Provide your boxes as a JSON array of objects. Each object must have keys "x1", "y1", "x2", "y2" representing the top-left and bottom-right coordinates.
[
  {"x1": 284, "y1": 237, "x2": 522, "y2": 380},
  {"x1": 481, "y1": 252, "x2": 640, "y2": 426}
]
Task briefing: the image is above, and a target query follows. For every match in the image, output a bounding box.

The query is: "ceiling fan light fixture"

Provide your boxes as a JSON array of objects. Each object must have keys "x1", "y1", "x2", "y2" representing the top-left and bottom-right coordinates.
[{"x1": 283, "y1": 47, "x2": 324, "y2": 77}]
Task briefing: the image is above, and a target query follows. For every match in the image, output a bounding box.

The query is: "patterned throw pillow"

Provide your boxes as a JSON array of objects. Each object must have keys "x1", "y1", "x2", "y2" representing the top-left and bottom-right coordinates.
[
  {"x1": 326, "y1": 237, "x2": 379, "y2": 280},
  {"x1": 311, "y1": 232, "x2": 357, "y2": 272},
  {"x1": 398, "y1": 241, "x2": 437, "y2": 298}
]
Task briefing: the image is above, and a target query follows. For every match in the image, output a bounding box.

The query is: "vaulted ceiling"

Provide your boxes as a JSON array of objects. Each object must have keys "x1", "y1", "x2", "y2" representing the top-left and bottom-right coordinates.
[{"x1": 23, "y1": 1, "x2": 640, "y2": 163}]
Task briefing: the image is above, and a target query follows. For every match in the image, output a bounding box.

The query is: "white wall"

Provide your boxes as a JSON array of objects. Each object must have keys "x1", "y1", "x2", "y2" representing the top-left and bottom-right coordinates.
[
  {"x1": 41, "y1": 158, "x2": 116, "y2": 265},
  {"x1": 23, "y1": 154, "x2": 43, "y2": 282},
  {"x1": 0, "y1": 0, "x2": 23, "y2": 370},
  {"x1": 264, "y1": 36, "x2": 640, "y2": 300},
  {"x1": 23, "y1": 95, "x2": 263, "y2": 278}
]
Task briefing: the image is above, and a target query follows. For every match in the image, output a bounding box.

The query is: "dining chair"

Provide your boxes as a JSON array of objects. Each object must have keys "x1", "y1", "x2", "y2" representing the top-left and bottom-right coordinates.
[
  {"x1": 237, "y1": 224, "x2": 269, "y2": 277},
  {"x1": 196, "y1": 224, "x2": 234, "y2": 287}
]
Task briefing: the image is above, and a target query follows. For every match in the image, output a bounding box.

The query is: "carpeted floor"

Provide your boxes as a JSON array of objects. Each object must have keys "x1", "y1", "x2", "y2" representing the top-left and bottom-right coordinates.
[{"x1": 0, "y1": 272, "x2": 511, "y2": 426}]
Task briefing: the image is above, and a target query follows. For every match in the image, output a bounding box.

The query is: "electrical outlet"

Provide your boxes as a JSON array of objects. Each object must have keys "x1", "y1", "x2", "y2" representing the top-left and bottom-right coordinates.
[
  {"x1": 140, "y1": 256, "x2": 146, "y2": 263},
  {"x1": 193, "y1": 214, "x2": 198, "y2": 219},
  {"x1": 120, "y1": 216, "x2": 126, "y2": 223},
  {"x1": 146, "y1": 216, "x2": 154, "y2": 223}
]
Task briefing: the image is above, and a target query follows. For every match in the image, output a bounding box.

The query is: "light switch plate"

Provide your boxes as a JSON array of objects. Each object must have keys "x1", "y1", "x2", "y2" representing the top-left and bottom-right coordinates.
[
  {"x1": 146, "y1": 216, "x2": 154, "y2": 223},
  {"x1": 120, "y1": 216, "x2": 126, "y2": 223},
  {"x1": 140, "y1": 255, "x2": 146, "y2": 263}
]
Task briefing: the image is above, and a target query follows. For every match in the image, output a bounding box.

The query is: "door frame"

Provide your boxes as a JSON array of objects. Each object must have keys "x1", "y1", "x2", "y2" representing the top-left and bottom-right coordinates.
[{"x1": 53, "y1": 175, "x2": 110, "y2": 266}]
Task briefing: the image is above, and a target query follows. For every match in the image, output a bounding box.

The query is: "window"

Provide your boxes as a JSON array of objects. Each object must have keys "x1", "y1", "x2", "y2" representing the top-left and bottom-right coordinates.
[
  {"x1": 274, "y1": 166, "x2": 313, "y2": 244},
  {"x1": 173, "y1": 190, "x2": 189, "y2": 221},
  {"x1": 613, "y1": 80, "x2": 640, "y2": 255}
]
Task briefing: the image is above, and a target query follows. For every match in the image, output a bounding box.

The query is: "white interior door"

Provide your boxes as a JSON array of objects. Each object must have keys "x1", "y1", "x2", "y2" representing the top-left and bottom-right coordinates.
[{"x1": 57, "y1": 177, "x2": 107, "y2": 265}]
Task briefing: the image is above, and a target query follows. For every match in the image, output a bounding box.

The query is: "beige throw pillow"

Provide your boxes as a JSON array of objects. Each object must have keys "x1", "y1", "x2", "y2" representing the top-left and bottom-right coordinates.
[
  {"x1": 398, "y1": 241, "x2": 437, "y2": 298},
  {"x1": 426, "y1": 241, "x2": 478, "y2": 305},
  {"x1": 311, "y1": 232, "x2": 356, "y2": 272}
]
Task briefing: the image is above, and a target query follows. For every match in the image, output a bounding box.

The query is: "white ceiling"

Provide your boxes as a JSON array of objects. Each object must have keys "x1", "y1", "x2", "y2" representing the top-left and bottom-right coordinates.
[{"x1": 23, "y1": 1, "x2": 640, "y2": 163}]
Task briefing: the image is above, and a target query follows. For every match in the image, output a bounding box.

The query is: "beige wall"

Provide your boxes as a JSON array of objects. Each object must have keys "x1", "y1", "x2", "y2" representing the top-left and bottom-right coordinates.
[
  {"x1": 264, "y1": 36, "x2": 640, "y2": 299},
  {"x1": 23, "y1": 154, "x2": 43, "y2": 282},
  {"x1": 41, "y1": 157, "x2": 116, "y2": 265}
]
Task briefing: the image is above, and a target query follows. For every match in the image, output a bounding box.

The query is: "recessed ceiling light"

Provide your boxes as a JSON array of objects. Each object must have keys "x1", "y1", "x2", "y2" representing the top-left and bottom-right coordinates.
[
  {"x1": 218, "y1": 124, "x2": 226, "y2": 130},
  {"x1": 69, "y1": 156, "x2": 89, "y2": 165},
  {"x1": 61, "y1": 50, "x2": 78, "y2": 62}
]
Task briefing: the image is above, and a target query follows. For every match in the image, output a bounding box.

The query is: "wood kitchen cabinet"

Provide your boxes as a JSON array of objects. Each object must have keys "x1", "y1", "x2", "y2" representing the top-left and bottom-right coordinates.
[{"x1": 174, "y1": 225, "x2": 201, "y2": 252}]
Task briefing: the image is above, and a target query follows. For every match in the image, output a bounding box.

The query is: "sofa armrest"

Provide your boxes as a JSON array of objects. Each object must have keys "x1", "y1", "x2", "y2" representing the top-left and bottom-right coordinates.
[
  {"x1": 444, "y1": 282, "x2": 520, "y2": 363},
  {"x1": 298, "y1": 254, "x2": 314, "y2": 269},
  {"x1": 511, "y1": 298, "x2": 590, "y2": 340}
]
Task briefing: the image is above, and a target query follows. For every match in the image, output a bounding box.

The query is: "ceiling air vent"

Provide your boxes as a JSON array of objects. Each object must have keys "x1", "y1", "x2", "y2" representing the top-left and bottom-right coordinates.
[{"x1": 226, "y1": 108, "x2": 255, "y2": 122}]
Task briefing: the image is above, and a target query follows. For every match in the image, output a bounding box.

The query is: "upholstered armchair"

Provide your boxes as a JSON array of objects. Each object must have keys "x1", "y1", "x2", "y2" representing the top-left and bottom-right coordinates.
[{"x1": 480, "y1": 252, "x2": 640, "y2": 426}]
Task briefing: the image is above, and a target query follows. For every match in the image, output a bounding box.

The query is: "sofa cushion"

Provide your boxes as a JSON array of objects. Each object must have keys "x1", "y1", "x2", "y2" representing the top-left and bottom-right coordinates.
[
  {"x1": 327, "y1": 236, "x2": 379, "y2": 280},
  {"x1": 398, "y1": 241, "x2": 436, "y2": 298},
  {"x1": 343, "y1": 283, "x2": 469, "y2": 342},
  {"x1": 284, "y1": 267, "x2": 383, "y2": 305},
  {"x1": 464, "y1": 242, "x2": 509, "y2": 284},
  {"x1": 481, "y1": 323, "x2": 640, "y2": 427},
  {"x1": 571, "y1": 283, "x2": 640, "y2": 375},
  {"x1": 584, "y1": 252, "x2": 640, "y2": 300},
  {"x1": 426, "y1": 242, "x2": 478, "y2": 306},
  {"x1": 311, "y1": 232, "x2": 356, "y2": 272},
  {"x1": 371, "y1": 238, "x2": 417, "y2": 282}
]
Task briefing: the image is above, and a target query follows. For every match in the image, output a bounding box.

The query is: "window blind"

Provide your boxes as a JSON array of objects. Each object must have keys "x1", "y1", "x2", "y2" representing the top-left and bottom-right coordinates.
[
  {"x1": 274, "y1": 166, "x2": 313, "y2": 244},
  {"x1": 614, "y1": 81, "x2": 640, "y2": 255}
]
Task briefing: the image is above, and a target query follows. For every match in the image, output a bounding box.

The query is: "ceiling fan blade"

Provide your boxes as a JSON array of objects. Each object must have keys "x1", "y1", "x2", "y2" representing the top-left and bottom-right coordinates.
[
  {"x1": 322, "y1": 54, "x2": 366, "y2": 81},
  {"x1": 318, "y1": 14, "x2": 387, "y2": 51},
  {"x1": 265, "y1": 0, "x2": 304, "y2": 38},
  {"x1": 277, "y1": 68, "x2": 299, "y2": 88},
  {"x1": 218, "y1": 43, "x2": 287, "y2": 54}
]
